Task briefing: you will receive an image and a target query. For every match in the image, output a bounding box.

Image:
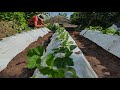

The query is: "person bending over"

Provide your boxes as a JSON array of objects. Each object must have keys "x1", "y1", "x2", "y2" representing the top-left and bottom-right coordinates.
[{"x1": 28, "y1": 14, "x2": 46, "y2": 28}]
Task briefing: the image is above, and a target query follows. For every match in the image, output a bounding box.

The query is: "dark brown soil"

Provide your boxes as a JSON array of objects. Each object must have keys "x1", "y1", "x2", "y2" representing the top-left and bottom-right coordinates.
[
  {"x1": 69, "y1": 31, "x2": 120, "y2": 78},
  {"x1": 0, "y1": 32, "x2": 53, "y2": 78}
]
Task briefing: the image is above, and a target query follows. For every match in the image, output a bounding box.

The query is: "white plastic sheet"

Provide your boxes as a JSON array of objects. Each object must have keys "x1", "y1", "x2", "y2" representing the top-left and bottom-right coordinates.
[
  {"x1": 0, "y1": 27, "x2": 50, "y2": 72},
  {"x1": 80, "y1": 30, "x2": 120, "y2": 58},
  {"x1": 33, "y1": 30, "x2": 98, "y2": 78},
  {"x1": 109, "y1": 24, "x2": 120, "y2": 30}
]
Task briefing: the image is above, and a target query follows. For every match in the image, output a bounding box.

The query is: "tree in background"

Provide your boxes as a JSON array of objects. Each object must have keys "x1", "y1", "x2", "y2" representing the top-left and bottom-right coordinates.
[
  {"x1": 58, "y1": 12, "x2": 67, "y2": 17},
  {"x1": 70, "y1": 12, "x2": 120, "y2": 30}
]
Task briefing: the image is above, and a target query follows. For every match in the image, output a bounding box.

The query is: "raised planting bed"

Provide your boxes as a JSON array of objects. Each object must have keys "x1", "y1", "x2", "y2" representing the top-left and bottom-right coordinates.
[
  {"x1": 0, "y1": 27, "x2": 50, "y2": 72},
  {"x1": 27, "y1": 27, "x2": 97, "y2": 78},
  {"x1": 69, "y1": 31, "x2": 120, "y2": 78},
  {"x1": 80, "y1": 30, "x2": 120, "y2": 59},
  {"x1": 0, "y1": 32, "x2": 53, "y2": 78}
]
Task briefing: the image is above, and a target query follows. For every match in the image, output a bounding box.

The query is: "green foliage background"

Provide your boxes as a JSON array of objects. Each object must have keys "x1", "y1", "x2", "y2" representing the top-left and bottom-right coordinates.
[
  {"x1": 0, "y1": 12, "x2": 49, "y2": 33},
  {"x1": 70, "y1": 12, "x2": 120, "y2": 30}
]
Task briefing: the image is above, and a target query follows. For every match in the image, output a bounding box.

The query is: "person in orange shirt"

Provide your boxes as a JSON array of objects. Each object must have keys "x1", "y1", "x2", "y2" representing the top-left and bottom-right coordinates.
[{"x1": 28, "y1": 14, "x2": 46, "y2": 28}]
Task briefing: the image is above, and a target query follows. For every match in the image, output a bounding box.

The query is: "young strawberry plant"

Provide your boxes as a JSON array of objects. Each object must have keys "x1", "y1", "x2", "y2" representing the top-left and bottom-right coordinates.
[
  {"x1": 26, "y1": 26, "x2": 78, "y2": 78},
  {"x1": 39, "y1": 27, "x2": 78, "y2": 78},
  {"x1": 26, "y1": 46, "x2": 45, "y2": 69},
  {"x1": 46, "y1": 23, "x2": 59, "y2": 32}
]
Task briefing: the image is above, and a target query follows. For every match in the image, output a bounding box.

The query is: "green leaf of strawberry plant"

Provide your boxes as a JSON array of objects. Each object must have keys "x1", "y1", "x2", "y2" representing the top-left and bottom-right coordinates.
[
  {"x1": 49, "y1": 69, "x2": 65, "y2": 78},
  {"x1": 26, "y1": 46, "x2": 45, "y2": 69},
  {"x1": 66, "y1": 67, "x2": 78, "y2": 78},
  {"x1": 56, "y1": 69, "x2": 65, "y2": 78},
  {"x1": 27, "y1": 55, "x2": 40, "y2": 69},
  {"x1": 54, "y1": 57, "x2": 66, "y2": 69},
  {"x1": 27, "y1": 46, "x2": 44, "y2": 58},
  {"x1": 68, "y1": 41, "x2": 74, "y2": 44},
  {"x1": 46, "y1": 54, "x2": 55, "y2": 67},
  {"x1": 39, "y1": 67, "x2": 51, "y2": 75},
  {"x1": 64, "y1": 57, "x2": 74, "y2": 66},
  {"x1": 65, "y1": 51, "x2": 73, "y2": 57},
  {"x1": 70, "y1": 45, "x2": 77, "y2": 50}
]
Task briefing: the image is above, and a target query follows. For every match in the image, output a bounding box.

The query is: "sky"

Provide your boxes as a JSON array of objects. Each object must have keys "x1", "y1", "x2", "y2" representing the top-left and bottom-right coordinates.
[{"x1": 48, "y1": 12, "x2": 74, "y2": 18}]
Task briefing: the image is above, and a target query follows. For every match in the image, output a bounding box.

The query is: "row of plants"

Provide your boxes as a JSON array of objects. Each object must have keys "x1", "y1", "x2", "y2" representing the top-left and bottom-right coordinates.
[
  {"x1": 46, "y1": 23, "x2": 60, "y2": 32},
  {"x1": 26, "y1": 26, "x2": 78, "y2": 78},
  {"x1": 85, "y1": 26, "x2": 120, "y2": 36}
]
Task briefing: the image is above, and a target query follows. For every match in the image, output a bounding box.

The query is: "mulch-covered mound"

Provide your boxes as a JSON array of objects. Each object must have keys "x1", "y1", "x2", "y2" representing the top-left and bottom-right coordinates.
[
  {"x1": 69, "y1": 31, "x2": 120, "y2": 78},
  {"x1": 0, "y1": 32, "x2": 53, "y2": 78}
]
